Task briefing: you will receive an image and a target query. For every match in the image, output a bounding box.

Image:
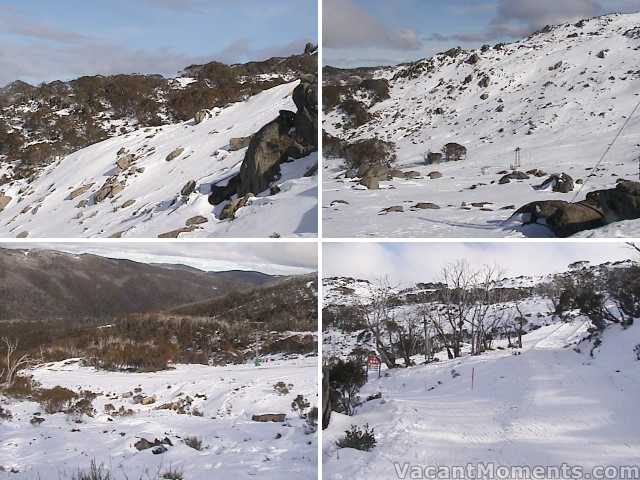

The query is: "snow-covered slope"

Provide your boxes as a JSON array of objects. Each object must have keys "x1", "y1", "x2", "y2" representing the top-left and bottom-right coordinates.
[
  {"x1": 1, "y1": 357, "x2": 317, "y2": 479},
  {"x1": 323, "y1": 13, "x2": 640, "y2": 237},
  {"x1": 0, "y1": 82, "x2": 317, "y2": 238},
  {"x1": 324, "y1": 320, "x2": 640, "y2": 479}
]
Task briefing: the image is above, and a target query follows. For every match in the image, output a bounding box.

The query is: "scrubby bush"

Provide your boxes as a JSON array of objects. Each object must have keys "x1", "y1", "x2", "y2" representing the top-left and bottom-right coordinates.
[
  {"x1": 273, "y1": 381, "x2": 292, "y2": 395},
  {"x1": 359, "y1": 79, "x2": 390, "y2": 103},
  {"x1": 340, "y1": 99, "x2": 371, "y2": 128},
  {"x1": 343, "y1": 138, "x2": 396, "y2": 171},
  {"x1": 162, "y1": 469, "x2": 184, "y2": 480},
  {"x1": 336, "y1": 424, "x2": 376, "y2": 451},
  {"x1": 0, "y1": 405, "x2": 12, "y2": 420},
  {"x1": 634, "y1": 344, "x2": 640, "y2": 361},
  {"x1": 35, "y1": 386, "x2": 77, "y2": 414},
  {"x1": 305, "y1": 406, "x2": 318, "y2": 434},
  {"x1": 328, "y1": 359, "x2": 366, "y2": 416}
]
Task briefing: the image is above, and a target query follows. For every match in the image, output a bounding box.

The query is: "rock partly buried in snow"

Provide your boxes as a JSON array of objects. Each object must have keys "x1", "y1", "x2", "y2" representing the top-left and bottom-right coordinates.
[
  {"x1": 499, "y1": 171, "x2": 529, "y2": 184},
  {"x1": 157, "y1": 226, "x2": 196, "y2": 238},
  {"x1": 229, "y1": 136, "x2": 252, "y2": 151},
  {"x1": 194, "y1": 109, "x2": 209, "y2": 125},
  {"x1": 252, "y1": 413, "x2": 286, "y2": 423},
  {"x1": 443, "y1": 143, "x2": 467, "y2": 162},
  {"x1": 413, "y1": 202, "x2": 440, "y2": 209},
  {"x1": 238, "y1": 110, "x2": 309, "y2": 196},
  {"x1": 180, "y1": 180, "x2": 197, "y2": 197},
  {"x1": 67, "y1": 184, "x2": 94, "y2": 200},
  {"x1": 116, "y1": 153, "x2": 135, "y2": 172},
  {"x1": 428, "y1": 171, "x2": 443, "y2": 179},
  {"x1": 165, "y1": 147, "x2": 185, "y2": 162},
  {"x1": 0, "y1": 194, "x2": 13, "y2": 211},
  {"x1": 526, "y1": 168, "x2": 547, "y2": 177},
  {"x1": 220, "y1": 194, "x2": 253, "y2": 220},
  {"x1": 513, "y1": 200, "x2": 604, "y2": 237},
  {"x1": 536, "y1": 173, "x2": 574, "y2": 193},
  {"x1": 134, "y1": 437, "x2": 173, "y2": 452},
  {"x1": 380, "y1": 205, "x2": 404, "y2": 214},
  {"x1": 185, "y1": 215, "x2": 208, "y2": 226},
  {"x1": 95, "y1": 177, "x2": 125, "y2": 203}
]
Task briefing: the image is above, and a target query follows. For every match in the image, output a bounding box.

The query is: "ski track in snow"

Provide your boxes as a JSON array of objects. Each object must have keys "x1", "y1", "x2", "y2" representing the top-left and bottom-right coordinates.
[{"x1": 324, "y1": 320, "x2": 640, "y2": 479}]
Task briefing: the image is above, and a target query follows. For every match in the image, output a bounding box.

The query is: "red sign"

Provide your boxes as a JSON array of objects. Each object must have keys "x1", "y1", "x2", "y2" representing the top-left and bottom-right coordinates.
[{"x1": 367, "y1": 355, "x2": 380, "y2": 366}]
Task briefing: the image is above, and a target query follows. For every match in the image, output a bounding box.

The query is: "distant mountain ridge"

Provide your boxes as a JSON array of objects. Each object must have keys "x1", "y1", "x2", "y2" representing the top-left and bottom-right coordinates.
[{"x1": 0, "y1": 247, "x2": 279, "y2": 322}]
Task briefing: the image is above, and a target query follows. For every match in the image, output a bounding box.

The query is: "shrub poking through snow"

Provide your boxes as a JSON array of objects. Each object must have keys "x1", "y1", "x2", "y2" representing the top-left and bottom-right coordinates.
[
  {"x1": 328, "y1": 359, "x2": 366, "y2": 416},
  {"x1": 35, "y1": 386, "x2": 77, "y2": 414},
  {"x1": 305, "y1": 406, "x2": 318, "y2": 434},
  {"x1": 184, "y1": 436, "x2": 204, "y2": 451},
  {"x1": 343, "y1": 138, "x2": 396, "y2": 171},
  {"x1": 0, "y1": 405, "x2": 12, "y2": 420},
  {"x1": 273, "y1": 381, "x2": 291, "y2": 395},
  {"x1": 291, "y1": 394, "x2": 310, "y2": 418},
  {"x1": 634, "y1": 344, "x2": 640, "y2": 361},
  {"x1": 162, "y1": 469, "x2": 184, "y2": 480},
  {"x1": 71, "y1": 460, "x2": 112, "y2": 480},
  {"x1": 336, "y1": 424, "x2": 376, "y2": 451}
]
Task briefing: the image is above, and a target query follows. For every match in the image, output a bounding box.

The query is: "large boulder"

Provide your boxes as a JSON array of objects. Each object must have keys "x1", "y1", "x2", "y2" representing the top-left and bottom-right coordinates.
[
  {"x1": 585, "y1": 180, "x2": 640, "y2": 222},
  {"x1": 237, "y1": 111, "x2": 308, "y2": 196},
  {"x1": 94, "y1": 177, "x2": 124, "y2": 203},
  {"x1": 513, "y1": 200, "x2": 605, "y2": 237}
]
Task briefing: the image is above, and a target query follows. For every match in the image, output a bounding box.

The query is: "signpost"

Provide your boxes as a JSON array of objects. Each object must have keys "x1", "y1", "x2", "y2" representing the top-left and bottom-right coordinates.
[{"x1": 366, "y1": 354, "x2": 381, "y2": 379}]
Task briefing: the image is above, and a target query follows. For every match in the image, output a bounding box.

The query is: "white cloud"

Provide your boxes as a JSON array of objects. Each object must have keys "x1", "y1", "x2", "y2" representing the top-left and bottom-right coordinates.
[{"x1": 323, "y1": 0, "x2": 421, "y2": 50}]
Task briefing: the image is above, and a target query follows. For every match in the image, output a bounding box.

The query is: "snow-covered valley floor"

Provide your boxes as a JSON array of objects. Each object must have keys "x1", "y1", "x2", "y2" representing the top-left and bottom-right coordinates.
[
  {"x1": 324, "y1": 321, "x2": 640, "y2": 479},
  {"x1": 0, "y1": 356, "x2": 317, "y2": 479}
]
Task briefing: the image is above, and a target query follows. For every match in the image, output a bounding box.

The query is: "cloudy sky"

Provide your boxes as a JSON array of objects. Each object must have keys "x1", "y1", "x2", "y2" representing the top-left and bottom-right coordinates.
[
  {"x1": 1, "y1": 242, "x2": 317, "y2": 275},
  {"x1": 324, "y1": 0, "x2": 640, "y2": 67},
  {"x1": 0, "y1": 0, "x2": 317, "y2": 86},
  {"x1": 324, "y1": 242, "x2": 637, "y2": 285}
]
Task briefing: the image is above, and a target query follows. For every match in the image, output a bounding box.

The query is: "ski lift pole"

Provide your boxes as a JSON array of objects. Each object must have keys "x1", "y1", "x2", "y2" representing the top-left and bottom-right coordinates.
[{"x1": 471, "y1": 367, "x2": 475, "y2": 391}]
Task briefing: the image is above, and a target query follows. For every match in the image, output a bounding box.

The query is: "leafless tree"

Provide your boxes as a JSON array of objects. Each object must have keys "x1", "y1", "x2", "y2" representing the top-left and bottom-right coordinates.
[
  {"x1": 0, "y1": 337, "x2": 31, "y2": 389},
  {"x1": 358, "y1": 277, "x2": 399, "y2": 369}
]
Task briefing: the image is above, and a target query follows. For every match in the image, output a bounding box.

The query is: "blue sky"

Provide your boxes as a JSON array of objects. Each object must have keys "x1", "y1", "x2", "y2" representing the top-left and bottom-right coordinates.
[
  {"x1": 324, "y1": 0, "x2": 640, "y2": 67},
  {"x1": 324, "y1": 242, "x2": 635, "y2": 285},
  {"x1": 0, "y1": 0, "x2": 317, "y2": 85}
]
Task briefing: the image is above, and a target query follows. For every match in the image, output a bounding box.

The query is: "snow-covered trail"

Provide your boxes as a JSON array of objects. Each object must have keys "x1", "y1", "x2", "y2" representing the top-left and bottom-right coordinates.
[
  {"x1": 1, "y1": 357, "x2": 318, "y2": 479},
  {"x1": 324, "y1": 320, "x2": 640, "y2": 479}
]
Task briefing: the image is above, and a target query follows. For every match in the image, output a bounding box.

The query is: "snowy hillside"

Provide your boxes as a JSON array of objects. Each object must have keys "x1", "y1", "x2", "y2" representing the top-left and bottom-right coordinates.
[
  {"x1": 0, "y1": 82, "x2": 317, "y2": 238},
  {"x1": 323, "y1": 12, "x2": 640, "y2": 237},
  {"x1": 0, "y1": 357, "x2": 317, "y2": 480}
]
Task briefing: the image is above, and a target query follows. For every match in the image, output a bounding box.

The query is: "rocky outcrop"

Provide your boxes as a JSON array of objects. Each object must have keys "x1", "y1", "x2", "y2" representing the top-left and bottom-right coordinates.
[
  {"x1": 499, "y1": 171, "x2": 529, "y2": 184},
  {"x1": 536, "y1": 173, "x2": 574, "y2": 193},
  {"x1": 443, "y1": 143, "x2": 467, "y2": 162},
  {"x1": 180, "y1": 180, "x2": 196, "y2": 197},
  {"x1": 194, "y1": 109, "x2": 209, "y2": 124},
  {"x1": 220, "y1": 194, "x2": 253, "y2": 220},
  {"x1": 514, "y1": 180, "x2": 640, "y2": 236},
  {"x1": 208, "y1": 76, "x2": 317, "y2": 206}
]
